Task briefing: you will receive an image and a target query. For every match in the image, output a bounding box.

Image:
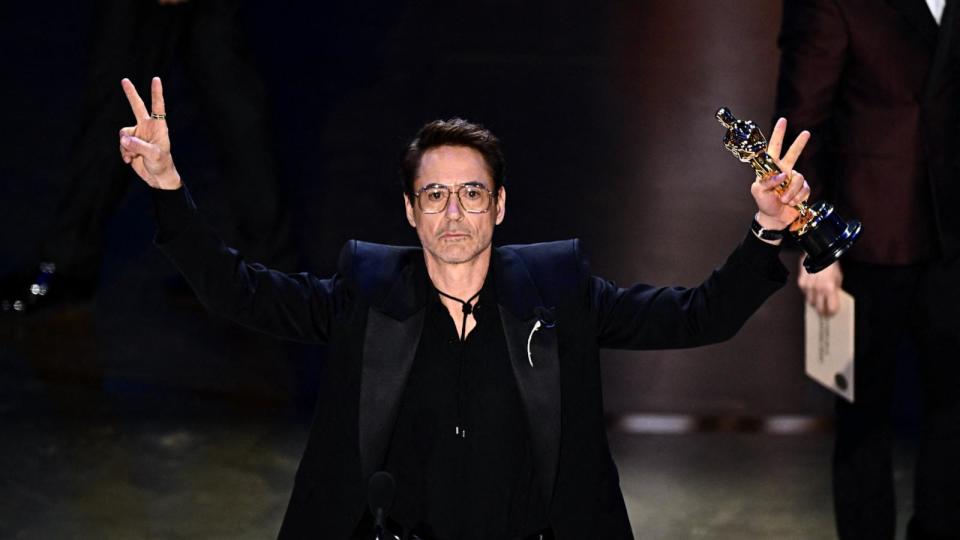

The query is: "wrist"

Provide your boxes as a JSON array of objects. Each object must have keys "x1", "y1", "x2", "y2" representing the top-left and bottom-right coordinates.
[
  {"x1": 755, "y1": 212, "x2": 790, "y2": 232},
  {"x1": 751, "y1": 212, "x2": 787, "y2": 245},
  {"x1": 155, "y1": 169, "x2": 182, "y2": 190}
]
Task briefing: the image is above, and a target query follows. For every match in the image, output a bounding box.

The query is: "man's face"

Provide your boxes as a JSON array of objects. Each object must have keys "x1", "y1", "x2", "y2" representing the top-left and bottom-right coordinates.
[{"x1": 404, "y1": 145, "x2": 506, "y2": 266}]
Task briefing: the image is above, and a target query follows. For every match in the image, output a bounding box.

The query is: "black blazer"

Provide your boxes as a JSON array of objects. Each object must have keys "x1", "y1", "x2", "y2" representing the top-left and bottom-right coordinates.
[
  {"x1": 775, "y1": 0, "x2": 960, "y2": 264},
  {"x1": 154, "y1": 187, "x2": 787, "y2": 539}
]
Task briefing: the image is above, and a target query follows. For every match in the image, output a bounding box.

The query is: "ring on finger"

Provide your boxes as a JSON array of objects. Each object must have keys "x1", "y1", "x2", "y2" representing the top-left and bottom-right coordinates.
[{"x1": 151, "y1": 113, "x2": 167, "y2": 120}]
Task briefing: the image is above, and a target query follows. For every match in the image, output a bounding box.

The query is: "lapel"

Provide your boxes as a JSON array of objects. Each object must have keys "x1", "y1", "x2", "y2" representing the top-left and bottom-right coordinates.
[
  {"x1": 887, "y1": 0, "x2": 940, "y2": 47},
  {"x1": 924, "y1": 0, "x2": 959, "y2": 99},
  {"x1": 358, "y1": 250, "x2": 427, "y2": 481},
  {"x1": 493, "y1": 247, "x2": 562, "y2": 507}
]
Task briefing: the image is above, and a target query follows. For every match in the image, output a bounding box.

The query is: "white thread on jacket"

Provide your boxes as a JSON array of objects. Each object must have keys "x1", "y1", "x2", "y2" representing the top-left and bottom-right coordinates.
[{"x1": 526, "y1": 320, "x2": 542, "y2": 367}]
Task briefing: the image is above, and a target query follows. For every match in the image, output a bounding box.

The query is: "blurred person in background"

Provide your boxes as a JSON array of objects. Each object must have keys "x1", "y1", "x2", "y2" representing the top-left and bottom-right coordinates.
[
  {"x1": 775, "y1": 0, "x2": 960, "y2": 538},
  {"x1": 1, "y1": 0, "x2": 293, "y2": 314}
]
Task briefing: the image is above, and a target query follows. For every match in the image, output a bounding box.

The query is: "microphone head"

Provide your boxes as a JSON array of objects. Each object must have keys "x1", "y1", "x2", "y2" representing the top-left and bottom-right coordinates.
[{"x1": 368, "y1": 471, "x2": 396, "y2": 516}]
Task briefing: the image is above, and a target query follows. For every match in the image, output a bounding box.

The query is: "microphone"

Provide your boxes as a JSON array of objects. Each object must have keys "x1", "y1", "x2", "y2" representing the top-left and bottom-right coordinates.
[{"x1": 368, "y1": 471, "x2": 396, "y2": 540}]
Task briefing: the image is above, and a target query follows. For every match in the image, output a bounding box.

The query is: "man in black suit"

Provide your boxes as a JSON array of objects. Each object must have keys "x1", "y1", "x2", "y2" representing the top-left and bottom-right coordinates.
[
  {"x1": 776, "y1": 0, "x2": 960, "y2": 538},
  {"x1": 118, "y1": 77, "x2": 811, "y2": 538}
]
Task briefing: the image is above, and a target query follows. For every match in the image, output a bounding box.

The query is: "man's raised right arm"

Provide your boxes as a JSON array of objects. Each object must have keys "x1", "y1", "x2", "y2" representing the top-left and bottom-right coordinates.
[{"x1": 119, "y1": 77, "x2": 343, "y2": 343}]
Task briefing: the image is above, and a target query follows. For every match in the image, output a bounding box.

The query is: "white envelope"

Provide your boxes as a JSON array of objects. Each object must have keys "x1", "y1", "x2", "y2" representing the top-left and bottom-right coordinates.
[{"x1": 804, "y1": 290, "x2": 855, "y2": 402}]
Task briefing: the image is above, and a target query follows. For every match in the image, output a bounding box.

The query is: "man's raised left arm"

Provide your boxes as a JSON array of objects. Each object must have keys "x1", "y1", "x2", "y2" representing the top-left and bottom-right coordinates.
[{"x1": 592, "y1": 118, "x2": 810, "y2": 349}]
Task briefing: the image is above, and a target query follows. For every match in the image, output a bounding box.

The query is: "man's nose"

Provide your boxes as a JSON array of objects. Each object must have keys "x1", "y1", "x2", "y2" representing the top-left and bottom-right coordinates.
[{"x1": 444, "y1": 193, "x2": 464, "y2": 219}]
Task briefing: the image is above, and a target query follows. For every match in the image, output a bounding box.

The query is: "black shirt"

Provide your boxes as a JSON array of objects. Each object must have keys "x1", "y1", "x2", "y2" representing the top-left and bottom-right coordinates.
[{"x1": 384, "y1": 270, "x2": 546, "y2": 539}]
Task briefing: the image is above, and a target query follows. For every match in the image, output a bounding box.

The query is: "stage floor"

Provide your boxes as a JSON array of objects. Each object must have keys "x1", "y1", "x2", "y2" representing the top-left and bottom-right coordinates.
[{"x1": 0, "y1": 378, "x2": 916, "y2": 540}]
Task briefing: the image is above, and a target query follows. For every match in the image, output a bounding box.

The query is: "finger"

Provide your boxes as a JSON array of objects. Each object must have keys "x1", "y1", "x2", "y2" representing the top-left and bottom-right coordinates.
[
  {"x1": 826, "y1": 291, "x2": 840, "y2": 316},
  {"x1": 119, "y1": 127, "x2": 137, "y2": 163},
  {"x1": 120, "y1": 134, "x2": 159, "y2": 160},
  {"x1": 121, "y1": 78, "x2": 149, "y2": 120},
  {"x1": 790, "y1": 182, "x2": 811, "y2": 207},
  {"x1": 780, "y1": 171, "x2": 804, "y2": 203},
  {"x1": 767, "y1": 118, "x2": 787, "y2": 160},
  {"x1": 150, "y1": 77, "x2": 166, "y2": 117},
  {"x1": 119, "y1": 142, "x2": 136, "y2": 160},
  {"x1": 780, "y1": 130, "x2": 811, "y2": 170},
  {"x1": 815, "y1": 291, "x2": 828, "y2": 316},
  {"x1": 760, "y1": 172, "x2": 788, "y2": 192}
]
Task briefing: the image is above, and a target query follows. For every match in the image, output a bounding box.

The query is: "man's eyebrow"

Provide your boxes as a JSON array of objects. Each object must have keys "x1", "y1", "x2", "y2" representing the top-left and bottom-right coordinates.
[{"x1": 421, "y1": 181, "x2": 487, "y2": 188}]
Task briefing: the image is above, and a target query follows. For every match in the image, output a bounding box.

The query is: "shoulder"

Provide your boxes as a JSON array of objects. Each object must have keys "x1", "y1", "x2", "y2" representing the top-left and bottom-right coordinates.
[
  {"x1": 497, "y1": 239, "x2": 584, "y2": 275},
  {"x1": 337, "y1": 240, "x2": 423, "y2": 307},
  {"x1": 338, "y1": 240, "x2": 421, "y2": 277},
  {"x1": 495, "y1": 239, "x2": 586, "y2": 305}
]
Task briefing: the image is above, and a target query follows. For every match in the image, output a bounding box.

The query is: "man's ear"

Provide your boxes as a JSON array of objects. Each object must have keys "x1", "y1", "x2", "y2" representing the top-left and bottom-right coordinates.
[
  {"x1": 495, "y1": 186, "x2": 506, "y2": 225},
  {"x1": 404, "y1": 194, "x2": 417, "y2": 228}
]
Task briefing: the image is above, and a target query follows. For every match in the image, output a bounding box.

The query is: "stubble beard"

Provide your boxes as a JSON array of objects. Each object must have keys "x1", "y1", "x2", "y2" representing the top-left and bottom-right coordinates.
[{"x1": 423, "y1": 232, "x2": 492, "y2": 266}]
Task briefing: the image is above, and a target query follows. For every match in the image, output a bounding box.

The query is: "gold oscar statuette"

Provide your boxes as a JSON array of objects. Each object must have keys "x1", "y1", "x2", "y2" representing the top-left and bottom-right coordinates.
[{"x1": 716, "y1": 107, "x2": 861, "y2": 272}]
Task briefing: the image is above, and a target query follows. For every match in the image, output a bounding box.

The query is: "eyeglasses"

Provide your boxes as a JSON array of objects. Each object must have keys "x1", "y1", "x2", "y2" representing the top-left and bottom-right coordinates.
[{"x1": 413, "y1": 182, "x2": 497, "y2": 214}]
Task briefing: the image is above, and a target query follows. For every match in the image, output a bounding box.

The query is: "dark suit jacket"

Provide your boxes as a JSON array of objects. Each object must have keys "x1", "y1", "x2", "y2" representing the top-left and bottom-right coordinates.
[
  {"x1": 153, "y1": 187, "x2": 787, "y2": 539},
  {"x1": 775, "y1": 0, "x2": 960, "y2": 264}
]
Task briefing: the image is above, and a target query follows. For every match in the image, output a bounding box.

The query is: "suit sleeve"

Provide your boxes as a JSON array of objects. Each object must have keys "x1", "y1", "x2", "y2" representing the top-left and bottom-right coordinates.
[
  {"x1": 775, "y1": 0, "x2": 849, "y2": 203},
  {"x1": 590, "y1": 231, "x2": 787, "y2": 350},
  {"x1": 152, "y1": 185, "x2": 347, "y2": 343}
]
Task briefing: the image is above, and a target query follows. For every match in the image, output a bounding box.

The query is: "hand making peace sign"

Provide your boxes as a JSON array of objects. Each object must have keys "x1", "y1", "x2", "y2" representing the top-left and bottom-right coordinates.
[
  {"x1": 750, "y1": 117, "x2": 811, "y2": 231},
  {"x1": 118, "y1": 77, "x2": 181, "y2": 190}
]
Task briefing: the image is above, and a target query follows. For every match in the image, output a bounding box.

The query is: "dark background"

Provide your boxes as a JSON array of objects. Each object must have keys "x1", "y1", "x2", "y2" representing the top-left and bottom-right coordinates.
[{"x1": 0, "y1": 1, "x2": 826, "y2": 417}]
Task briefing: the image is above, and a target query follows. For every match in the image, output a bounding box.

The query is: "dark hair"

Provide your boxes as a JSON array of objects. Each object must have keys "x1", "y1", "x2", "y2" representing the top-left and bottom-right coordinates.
[{"x1": 400, "y1": 118, "x2": 505, "y2": 199}]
